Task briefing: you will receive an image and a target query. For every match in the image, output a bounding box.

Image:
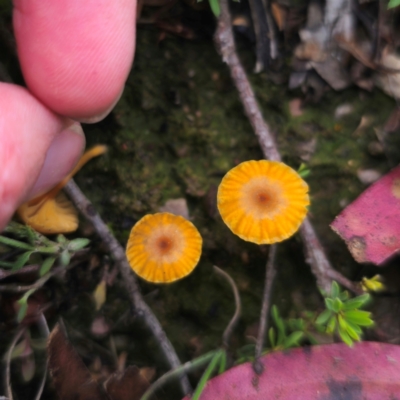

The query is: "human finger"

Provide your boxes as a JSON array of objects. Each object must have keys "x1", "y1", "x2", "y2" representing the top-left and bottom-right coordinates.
[
  {"x1": 13, "y1": 0, "x2": 136, "y2": 122},
  {"x1": 0, "y1": 83, "x2": 84, "y2": 231}
]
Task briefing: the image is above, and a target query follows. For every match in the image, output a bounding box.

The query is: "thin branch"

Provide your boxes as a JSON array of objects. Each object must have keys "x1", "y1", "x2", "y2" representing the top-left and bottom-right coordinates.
[
  {"x1": 213, "y1": 266, "x2": 241, "y2": 348},
  {"x1": 254, "y1": 244, "x2": 277, "y2": 369},
  {"x1": 4, "y1": 327, "x2": 25, "y2": 400},
  {"x1": 214, "y1": 0, "x2": 357, "y2": 295},
  {"x1": 33, "y1": 313, "x2": 50, "y2": 400},
  {"x1": 64, "y1": 179, "x2": 191, "y2": 396},
  {"x1": 0, "y1": 259, "x2": 80, "y2": 293}
]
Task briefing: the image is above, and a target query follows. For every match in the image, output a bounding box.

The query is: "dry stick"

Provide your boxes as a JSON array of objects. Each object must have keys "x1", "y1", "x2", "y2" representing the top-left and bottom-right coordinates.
[
  {"x1": 254, "y1": 244, "x2": 277, "y2": 374},
  {"x1": 64, "y1": 179, "x2": 191, "y2": 396},
  {"x1": 214, "y1": 0, "x2": 356, "y2": 295}
]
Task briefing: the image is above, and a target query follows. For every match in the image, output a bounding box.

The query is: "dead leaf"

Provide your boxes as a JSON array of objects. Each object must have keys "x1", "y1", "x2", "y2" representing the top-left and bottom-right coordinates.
[
  {"x1": 104, "y1": 366, "x2": 150, "y2": 400},
  {"x1": 93, "y1": 279, "x2": 107, "y2": 311},
  {"x1": 48, "y1": 324, "x2": 108, "y2": 400},
  {"x1": 271, "y1": 3, "x2": 286, "y2": 31}
]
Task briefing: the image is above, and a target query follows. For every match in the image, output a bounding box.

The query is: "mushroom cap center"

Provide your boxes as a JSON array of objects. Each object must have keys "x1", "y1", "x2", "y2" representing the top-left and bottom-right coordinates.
[
  {"x1": 241, "y1": 177, "x2": 286, "y2": 220},
  {"x1": 145, "y1": 224, "x2": 185, "y2": 264}
]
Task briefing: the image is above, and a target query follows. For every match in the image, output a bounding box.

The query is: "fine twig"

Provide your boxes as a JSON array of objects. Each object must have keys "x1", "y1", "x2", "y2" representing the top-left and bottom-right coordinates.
[
  {"x1": 140, "y1": 350, "x2": 219, "y2": 400},
  {"x1": 64, "y1": 179, "x2": 191, "y2": 396},
  {"x1": 254, "y1": 244, "x2": 277, "y2": 371},
  {"x1": 33, "y1": 313, "x2": 50, "y2": 400},
  {"x1": 0, "y1": 259, "x2": 81, "y2": 293},
  {"x1": 213, "y1": 266, "x2": 242, "y2": 348},
  {"x1": 4, "y1": 327, "x2": 25, "y2": 400},
  {"x1": 214, "y1": 0, "x2": 356, "y2": 295}
]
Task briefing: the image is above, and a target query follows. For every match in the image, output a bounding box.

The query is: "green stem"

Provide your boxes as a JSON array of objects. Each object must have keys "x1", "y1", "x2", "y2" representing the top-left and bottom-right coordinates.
[{"x1": 140, "y1": 350, "x2": 220, "y2": 400}]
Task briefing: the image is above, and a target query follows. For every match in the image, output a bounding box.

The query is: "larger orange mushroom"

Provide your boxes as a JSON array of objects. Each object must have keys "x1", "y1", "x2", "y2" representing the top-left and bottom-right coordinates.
[
  {"x1": 126, "y1": 212, "x2": 202, "y2": 283},
  {"x1": 217, "y1": 160, "x2": 309, "y2": 244}
]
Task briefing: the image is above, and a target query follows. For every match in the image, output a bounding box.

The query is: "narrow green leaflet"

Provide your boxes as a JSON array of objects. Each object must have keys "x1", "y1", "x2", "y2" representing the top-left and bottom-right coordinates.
[
  {"x1": 40, "y1": 256, "x2": 57, "y2": 276},
  {"x1": 12, "y1": 251, "x2": 34, "y2": 271},
  {"x1": 192, "y1": 350, "x2": 223, "y2": 400},
  {"x1": 208, "y1": 0, "x2": 220, "y2": 17}
]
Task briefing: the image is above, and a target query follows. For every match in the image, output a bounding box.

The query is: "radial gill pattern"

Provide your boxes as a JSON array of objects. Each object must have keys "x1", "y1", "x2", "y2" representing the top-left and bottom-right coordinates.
[
  {"x1": 217, "y1": 160, "x2": 310, "y2": 244},
  {"x1": 126, "y1": 212, "x2": 202, "y2": 283}
]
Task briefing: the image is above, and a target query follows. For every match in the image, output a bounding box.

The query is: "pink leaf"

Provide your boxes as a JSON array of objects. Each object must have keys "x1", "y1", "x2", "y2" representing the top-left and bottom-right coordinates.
[
  {"x1": 331, "y1": 165, "x2": 400, "y2": 265},
  {"x1": 183, "y1": 342, "x2": 400, "y2": 399}
]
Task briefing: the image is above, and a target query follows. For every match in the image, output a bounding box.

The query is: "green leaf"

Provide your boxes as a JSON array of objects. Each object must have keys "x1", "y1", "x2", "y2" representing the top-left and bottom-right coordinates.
[
  {"x1": 192, "y1": 350, "x2": 222, "y2": 400},
  {"x1": 388, "y1": 0, "x2": 400, "y2": 9},
  {"x1": 39, "y1": 256, "x2": 57, "y2": 276},
  {"x1": 343, "y1": 310, "x2": 374, "y2": 327},
  {"x1": 0, "y1": 235, "x2": 33, "y2": 250},
  {"x1": 338, "y1": 325, "x2": 353, "y2": 347},
  {"x1": 68, "y1": 238, "x2": 90, "y2": 252},
  {"x1": 12, "y1": 251, "x2": 34, "y2": 271},
  {"x1": 208, "y1": 0, "x2": 220, "y2": 17},
  {"x1": 60, "y1": 249, "x2": 71, "y2": 266},
  {"x1": 339, "y1": 290, "x2": 349, "y2": 301},
  {"x1": 271, "y1": 305, "x2": 285, "y2": 336},
  {"x1": 338, "y1": 314, "x2": 347, "y2": 331},
  {"x1": 268, "y1": 327, "x2": 276, "y2": 348},
  {"x1": 345, "y1": 320, "x2": 362, "y2": 335},
  {"x1": 218, "y1": 350, "x2": 227, "y2": 374},
  {"x1": 17, "y1": 301, "x2": 28, "y2": 323},
  {"x1": 343, "y1": 294, "x2": 370, "y2": 310},
  {"x1": 16, "y1": 289, "x2": 36, "y2": 322},
  {"x1": 315, "y1": 309, "x2": 332, "y2": 325},
  {"x1": 332, "y1": 298, "x2": 343, "y2": 312},
  {"x1": 325, "y1": 298, "x2": 335, "y2": 312},
  {"x1": 283, "y1": 331, "x2": 303, "y2": 348},
  {"x1": 331, "y1": 281, "x2": 340, "y2": 298},
  {"x1": 326, "y1": 316, "x2": 336, "y2": 334},
  {"x1": 0, "y1": 260, "x2": 15, "y2": 268},
  {"x1": 56, "y1": 234, "x2": 68, "y2": 244},
  {"x1": 344, "y1": 323, "x2": 361, "y2": 342}
]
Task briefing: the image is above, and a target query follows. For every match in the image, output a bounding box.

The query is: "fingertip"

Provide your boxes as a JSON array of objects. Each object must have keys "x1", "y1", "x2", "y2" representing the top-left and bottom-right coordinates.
[{"x1": 13, "y1": 0, "x2": 136, "y2": 120}]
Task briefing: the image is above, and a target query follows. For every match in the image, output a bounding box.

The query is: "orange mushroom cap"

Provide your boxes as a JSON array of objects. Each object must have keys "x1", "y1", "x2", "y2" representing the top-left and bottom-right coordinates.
[
  {"x1": 217, "y1": 160, "x2": 309, "y2": 244},
  {"x1": 17, "y1": 145, "x2": 107, "y2": 234},
  {"x1": 126, "y1": 212, "x2": 202, "y2": 283}
]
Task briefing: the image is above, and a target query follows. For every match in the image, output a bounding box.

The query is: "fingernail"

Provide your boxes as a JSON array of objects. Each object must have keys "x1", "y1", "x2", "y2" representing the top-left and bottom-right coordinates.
[{"x1": 27, "y1": 121, "x2": 86, "y2": 200}]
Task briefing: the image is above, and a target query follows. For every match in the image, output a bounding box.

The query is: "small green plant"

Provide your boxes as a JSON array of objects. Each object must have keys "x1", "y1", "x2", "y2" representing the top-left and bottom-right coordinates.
[
  {"x1": 316, "y1": 281, "x2": 374, "y2": 346},
  {"x1": 0, "y1": 221, "x2": 90, "y2": 321},
  {"x1": 267, "y1": 305, "x2": 305, "y2": 351}
]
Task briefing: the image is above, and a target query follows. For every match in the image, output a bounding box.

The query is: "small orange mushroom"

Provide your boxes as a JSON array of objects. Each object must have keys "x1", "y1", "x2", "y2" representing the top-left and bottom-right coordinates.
[
  {"x1": 126, "y1": 212, "x2": 202, "y2": 283},
  {"x1": 17, "y1": 145, "x2": 107, "y2": 234},
  {"x1": 217, "y1": 160, "x2": 309, "y2": 244}
]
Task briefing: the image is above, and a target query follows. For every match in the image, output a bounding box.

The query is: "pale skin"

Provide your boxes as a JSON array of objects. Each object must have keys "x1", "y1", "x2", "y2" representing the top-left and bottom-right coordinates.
[{"x1": 0, "y1": 0, "x2": 137, "y2": 230}]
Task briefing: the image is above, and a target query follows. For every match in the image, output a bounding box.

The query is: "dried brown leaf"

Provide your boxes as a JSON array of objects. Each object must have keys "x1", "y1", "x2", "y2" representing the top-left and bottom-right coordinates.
[
  {"x1": 104, "y1": 366, "x2": 150, "y2": 400},
  {"x1": 47, "y1": 324, "x2": 108, "y2": 400}
]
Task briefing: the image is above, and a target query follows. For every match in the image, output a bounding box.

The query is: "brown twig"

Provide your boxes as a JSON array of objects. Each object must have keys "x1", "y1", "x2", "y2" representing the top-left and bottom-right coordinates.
[
  {"x1": 214, "y1": 0, "x2": 357, "y2": 295},
  {"x1": 64, "y1": 179, "x2": 191, "y2": 396},
  {"x1": 254, "y1": 244, "x2": 277, "y2": 372},
  {"x1": 213, "y1": 266, "x2": 241, "y2": 348},
  {"x1": 0, "y1": 258, "x2": 82, "y2": 293}
]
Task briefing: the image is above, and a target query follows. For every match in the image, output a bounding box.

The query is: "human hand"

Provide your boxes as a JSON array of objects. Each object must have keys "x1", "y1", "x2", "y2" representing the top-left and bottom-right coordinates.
[{"x1": 0, "y1": 0, "x2": 136, "y2": 230}]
